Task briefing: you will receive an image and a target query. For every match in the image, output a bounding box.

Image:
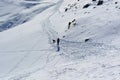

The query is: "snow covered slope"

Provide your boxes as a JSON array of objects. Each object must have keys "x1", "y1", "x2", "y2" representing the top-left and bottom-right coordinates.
[
  {"x1": 0, "y1": 0, "x2": 56, "y2": 31},
  {"x1": 0, "y1": 0, "x2": 120, "y2": 80},
  {"x1": 0, "y1": 0, "x2": 61, "y2": 78},
  {"x1": 50, "y1": 0, "x2": 120, "y2": 45}
]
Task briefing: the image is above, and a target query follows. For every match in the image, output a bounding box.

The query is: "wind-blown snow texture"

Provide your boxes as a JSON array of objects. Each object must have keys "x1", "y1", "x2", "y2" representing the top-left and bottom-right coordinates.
[{"x1": 0, "y1": 0, "x2": 120, "y2": 80}]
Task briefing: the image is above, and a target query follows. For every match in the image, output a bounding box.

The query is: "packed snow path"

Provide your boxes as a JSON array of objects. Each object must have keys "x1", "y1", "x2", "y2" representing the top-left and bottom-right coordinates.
[
  {"x1": 0, "y1": 0, "x2": 64, "y2": 79},
  {"x1": 1, "y1": 0, "x2": 120, "y2": 80},
  {"x1": 60, "y1": 39, "x2": 120, "y2": 58},
  {"x1": 44, "y1": 14, "x2": 120, "y2": 60}
]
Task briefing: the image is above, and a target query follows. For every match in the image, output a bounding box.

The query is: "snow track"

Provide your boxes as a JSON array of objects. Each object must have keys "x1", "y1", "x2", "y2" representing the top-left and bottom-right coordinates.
[
  {"x1": 0, "y1": 0, "x2": 64, "y2": 79},
  {"x1": 44, "y1": 24, "x2": 120, "y2": 59},
  {"x1": 43, "y1": 13, "x2": 120, "y2": 60},
  {"x1": 1, "y1": 0, "x2": 120, "y2": 80},
  {"x1": 60, "y1": 39, "x2": 120, "y2": 59}
]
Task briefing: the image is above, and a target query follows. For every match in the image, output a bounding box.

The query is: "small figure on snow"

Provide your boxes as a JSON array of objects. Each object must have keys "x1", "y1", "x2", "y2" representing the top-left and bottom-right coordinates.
[{"x1": 57, "y1": 38, "x2": 60, "y2": 52}]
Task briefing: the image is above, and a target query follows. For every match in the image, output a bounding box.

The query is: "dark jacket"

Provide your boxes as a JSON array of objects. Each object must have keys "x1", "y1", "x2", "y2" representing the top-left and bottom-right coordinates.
[{"x1": 57, "y1": 38, "x2": 60, "y2": 45}]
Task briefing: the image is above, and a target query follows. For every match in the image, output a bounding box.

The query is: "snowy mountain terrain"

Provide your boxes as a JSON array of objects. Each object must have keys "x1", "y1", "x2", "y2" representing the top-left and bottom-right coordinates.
[{"x1": 0, "y1": 0, "x2": 120, "y2": 80}]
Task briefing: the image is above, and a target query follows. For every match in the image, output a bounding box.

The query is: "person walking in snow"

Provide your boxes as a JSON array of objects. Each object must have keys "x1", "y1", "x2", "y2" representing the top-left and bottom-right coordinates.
[{"x1": 57, "y1": 38, "x2": 60, "y2": 52}]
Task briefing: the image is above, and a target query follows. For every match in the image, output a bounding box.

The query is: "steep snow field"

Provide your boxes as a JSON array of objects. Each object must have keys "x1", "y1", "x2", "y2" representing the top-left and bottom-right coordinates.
[{"x1": 0, "y1": 0, "x2": 120, "y2": 80}]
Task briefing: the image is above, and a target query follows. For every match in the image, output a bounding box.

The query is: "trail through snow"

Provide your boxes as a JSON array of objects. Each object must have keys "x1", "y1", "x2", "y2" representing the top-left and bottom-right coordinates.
[
  {"x1": 1, "y1": 0, "x2": 120, "y2": 80},
  {"x1": 0, "y1": 0, "x2": 64, "y2": 80}
]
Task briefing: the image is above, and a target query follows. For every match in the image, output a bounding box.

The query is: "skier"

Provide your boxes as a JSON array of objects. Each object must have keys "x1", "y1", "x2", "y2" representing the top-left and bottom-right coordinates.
[{"x1": 57, "y1": 38, "x2": 60, "y2": 52}]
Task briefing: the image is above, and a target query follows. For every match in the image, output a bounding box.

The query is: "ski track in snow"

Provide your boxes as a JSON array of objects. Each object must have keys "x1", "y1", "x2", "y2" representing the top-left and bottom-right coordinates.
[
  {"x1": 0, "y1": 0, "x2": 63, "y2": 80},
  {"x1": 44, "y1": 14, "x2": 120, "y2": 60},
  {"x1": 1, "y1": 0, "x2": 120, "y2": 80}
]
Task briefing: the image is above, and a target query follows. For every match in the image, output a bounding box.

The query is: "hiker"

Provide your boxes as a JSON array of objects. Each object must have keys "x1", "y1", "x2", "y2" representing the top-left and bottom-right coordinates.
[{"x1": 57, "y1": 38, "x2": 60, "y2": 52}]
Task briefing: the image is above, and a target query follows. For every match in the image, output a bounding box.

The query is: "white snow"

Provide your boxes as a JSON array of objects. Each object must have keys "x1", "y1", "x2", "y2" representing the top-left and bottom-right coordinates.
[{"x1": 0, "y1": 0, "x2": 120, "y2": 80}]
